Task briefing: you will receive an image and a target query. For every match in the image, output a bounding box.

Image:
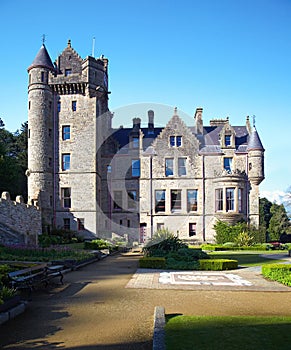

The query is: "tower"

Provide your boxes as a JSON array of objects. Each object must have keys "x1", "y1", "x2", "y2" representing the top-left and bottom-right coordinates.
[
  {"x1": 247, "y1": 127, "x2": 265, "y2": 227},
  {"x1": 27, "y1": 44, "x2": 55, "y2": 230},
  {"x1": 27, "y1": 40, "x2": 111, "y2": 237}
]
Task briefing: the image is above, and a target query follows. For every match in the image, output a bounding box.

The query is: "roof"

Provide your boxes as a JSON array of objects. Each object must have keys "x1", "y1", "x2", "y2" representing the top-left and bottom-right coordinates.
[
  {"x1": 247, "y1": 128, "x2": 265, "y2": 151},
  {"x1": 28, "y1": 44, "x2": 55, "y2": 72}
]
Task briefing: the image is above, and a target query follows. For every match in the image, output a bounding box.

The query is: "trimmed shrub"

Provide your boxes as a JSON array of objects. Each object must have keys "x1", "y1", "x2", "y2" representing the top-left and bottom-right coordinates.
[
  {"x1": 143, "y1": 234, "x2": 187, "y2": 257},
  {"x1": 84, "y1": 239, "x2": 113, "y2": 251},
  {"x1": 199, "y1": 259, "x2": 238, "y2": 271},
  {"x1": 139, "y1": 257, "x2": 166, "y2": 269},
  {"x1": 166, "y1": 258, "x2": 199, "y2": 270},
  {"x1": 262, "y1": 264, "x2": 291, "y2": 286}
]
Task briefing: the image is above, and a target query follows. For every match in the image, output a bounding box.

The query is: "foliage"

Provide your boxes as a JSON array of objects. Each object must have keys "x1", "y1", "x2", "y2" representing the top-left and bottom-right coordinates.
[
  {"x1": 165, "y1": 258, "x2": 200, "y2": 270},
  {"x1": 84, "y1": 239, "x2": 116, "y2": 251},
  {"x1": 0, "y1": 286, "x2": 18, "y2": 301},
  {"x1": 139, "y1": 257, "x2": 166, "y2": 269},
  {"x1": 262, "y1": 263, "x2": 291, "y2": 286},
  {"x1": 143, "y1": 230, "x2": 187, "y2": 257},
  {"x1": 268, "y1": 203, "x2": 290, "y2": 241},
  {"x1": 0, "y1": 244, "x2": 94, "y2": 262},
  {"x1": 234, "y1": 231, "x2": 254, "y2": 247},
  {"x1": 39, "y1": 228, "x2": 83, "y2": 247},
  {"x1": 0, "y1": 120, "x2": 28, "y2": 200},
  {"x1": 199, "y1": 259, "x2": 238, "y2": 270},
  {"x1": 259, "y1": 197, "x2": 273, "y2": 231},
  {"x1": 165, "y1": 315, "x2": 291, "y2": 350}
]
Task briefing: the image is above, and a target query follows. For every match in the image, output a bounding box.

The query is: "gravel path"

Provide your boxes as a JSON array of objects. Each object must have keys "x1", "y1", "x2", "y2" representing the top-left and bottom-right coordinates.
[{"x1": 0, "y1": 253, "x2": 290, "y2": 350}]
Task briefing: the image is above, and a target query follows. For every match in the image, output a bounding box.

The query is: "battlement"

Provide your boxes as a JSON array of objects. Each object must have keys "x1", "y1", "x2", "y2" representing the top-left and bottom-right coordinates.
[{"x1": 0, "y1": 191, "x2": 42, "y2": 245}]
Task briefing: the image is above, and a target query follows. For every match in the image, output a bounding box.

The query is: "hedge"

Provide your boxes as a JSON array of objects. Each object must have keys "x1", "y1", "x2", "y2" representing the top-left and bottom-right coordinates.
[
  {"x1": 262, "y1": 264, "x2": 291, "y2": 286},
  {"x1": 199, "y1": 259, "x2": 238, "y2": 271},
  {"x1": 139, "y1": 257, "x2": 166, "y2": 269}
]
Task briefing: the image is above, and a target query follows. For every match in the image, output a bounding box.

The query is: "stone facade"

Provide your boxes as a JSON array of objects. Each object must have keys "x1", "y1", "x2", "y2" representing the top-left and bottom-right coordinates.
[
  {"x1": 0, "y1": 192, "x2": 41, "y2": 245},
  {"x1": 27, "y1": 41, "x2": 265, "y2": 243}
]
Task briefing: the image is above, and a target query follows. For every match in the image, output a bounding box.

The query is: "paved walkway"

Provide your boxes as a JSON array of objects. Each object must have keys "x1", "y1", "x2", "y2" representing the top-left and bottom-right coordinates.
[{"x1": 0, "y1": 253, "x2": 290, "y2": 350}]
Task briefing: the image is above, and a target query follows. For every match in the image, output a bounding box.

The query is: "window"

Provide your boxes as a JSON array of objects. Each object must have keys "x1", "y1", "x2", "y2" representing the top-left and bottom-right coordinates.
[
  {"x1": 165, "y1": 158, "x2": 174, "y2": 176},
  {"x1": 72, "y1": 101, "x2": 77, "y2": 111},
  {"x1": 63, "y1": 218, "x2": 70, "y2": 230},
  {"x1": 62, "y1": 154, "x2": 70, "y2": 171},
  {"x1": 127, "y1": 220, "x2": 130, "y2": 228},
  {"x1": 132, "y1": 136, "x2": 139, "y2": 148},
  {"x1": 77, "y1": 218, "x2": 85, "y2": 230},
  {"x1": 131, "y1": 159, "x2": 140, "y2": 177},
  {"x1": 215, "y1": 189, "x2": 223, "y2": 211},
  {"x1": 223, "y1": 157, "x2": 232, "y2": 173},
  {"x1": 178, "y1": 158, "x2": 187, "y2": 176},
  {"x1": 155, "y1": 190, "x2": 166, "y2": 213},
  {"x1": 62, "y1": 125, "x2": 71, "y2": 140},
  {"x1": 187, "y1": 190, "x2": 198, "y2": 212},
  {"x1": 41, "y1": 71, "x2": 45, "y2": 82},
  {"x1": 65, "y1": 69, "x2": 72, "y2": 76},
  {"x1": 57, "y1": 101, "x2": 61, "y2": 112},
  {"x1": 238, "y1": 188, "x2": 243, "y2": 212},
  {"x1": 128, "y1": 190, "x2": 137, "y2": 209},
  {"x1": 225, "y1": 135, "x2": 231, "y2": 146},
  {"x1": 189, "y1": 223, "x2": 196, "y2": 237},
  {"x1": 157, "y1": 223, "x2": 165, "y2": 231},
  {"x1": 113, "y1": 191, "x2": 122, "y2": 210},
  {"x1": 61, "y1": 188, "x2": 71, "y2": 208},
  {"x1": 171, "y1": 190, "x2": 182, "y2": 211},
  {"x1": 48, "y1": 128, "x2": 52, "y2": 137},
  {"x1": 170, "y1": 136, "x2": 182, "y2": 147},
  {"x1": 226, "y1": 188, "x2": 235, "y2": 211},
  {"x1": 48, "y1": 157, "x2": 52, "y2": 167},
  {"x1": 119, "y1": 219, "x2": 123, "y2": 225}
]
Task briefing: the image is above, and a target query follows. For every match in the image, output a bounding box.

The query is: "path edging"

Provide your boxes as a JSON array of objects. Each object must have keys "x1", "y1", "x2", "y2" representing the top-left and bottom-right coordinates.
[{"x1": 153, "y1": 306, "x2": 166, "y2": 350}]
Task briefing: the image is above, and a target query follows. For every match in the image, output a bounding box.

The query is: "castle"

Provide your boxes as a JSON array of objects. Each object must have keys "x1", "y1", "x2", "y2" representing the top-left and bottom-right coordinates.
[{"x1": 26, "y1": 40, "x2": 265, "y2": 243}]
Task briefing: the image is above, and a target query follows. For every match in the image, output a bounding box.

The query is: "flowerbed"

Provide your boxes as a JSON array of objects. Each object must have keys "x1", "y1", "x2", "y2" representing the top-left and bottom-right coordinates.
[{"x1": 262, "y1": 263, "x2": 291, "y2": 286}]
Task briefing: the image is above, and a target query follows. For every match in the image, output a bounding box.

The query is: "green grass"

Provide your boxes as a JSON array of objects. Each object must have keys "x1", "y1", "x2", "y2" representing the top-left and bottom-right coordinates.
[
  {"x1": 165, "y1": 315, "x2": 291, "y2": 350},
  {"x1": 208, "y1": 251, "x2": 286, "y2": 266}
]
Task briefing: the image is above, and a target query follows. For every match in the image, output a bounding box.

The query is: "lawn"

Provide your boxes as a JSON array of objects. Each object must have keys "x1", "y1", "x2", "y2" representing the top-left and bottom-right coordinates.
[
  {"x1": 165, "y1": 315, "x2": 291, "y2": 350},
  {"x1": 208, "y1": 251, "x2": 287, "y2": 267}
]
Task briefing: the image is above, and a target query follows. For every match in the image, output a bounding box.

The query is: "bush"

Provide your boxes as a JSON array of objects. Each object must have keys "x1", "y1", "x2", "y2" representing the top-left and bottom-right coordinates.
[
  {"x1": 139, "y1": 257, "x2": 166, "y2": 269},
  {"x1": 199, "y1": 259, "x2": 238, "y2": 271},
  {"x1": 262, "y1": 264, "x2": 291, "y2": 286},
  {"x1": 166, "y1": 258, "x2": 199, "y2": 270},
  {"x1": 84, "y1": 239, "x2": 113, "y2": 251},
  {"x1": 143, "y1": 234, "x2": 187, "y2": 257}
]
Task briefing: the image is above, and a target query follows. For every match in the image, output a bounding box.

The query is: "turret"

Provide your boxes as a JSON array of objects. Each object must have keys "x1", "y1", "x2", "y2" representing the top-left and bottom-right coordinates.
[
  {"x1": 27, "y1": 44, "x2": 55, "y2": 230},
  {"x1": 247, "y1": 127, "x2": 265, "y2": 185}
]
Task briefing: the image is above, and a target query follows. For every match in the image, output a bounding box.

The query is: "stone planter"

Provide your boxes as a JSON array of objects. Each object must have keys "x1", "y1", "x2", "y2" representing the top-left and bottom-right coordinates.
[{"x1": 0, "y1": 295, "x2": 21, "y2": 313}]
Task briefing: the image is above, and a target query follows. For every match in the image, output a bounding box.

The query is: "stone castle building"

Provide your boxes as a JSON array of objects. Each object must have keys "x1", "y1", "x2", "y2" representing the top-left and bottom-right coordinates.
[{"x1": 27, "y1": 40, "x2": 265, "y2": 243}]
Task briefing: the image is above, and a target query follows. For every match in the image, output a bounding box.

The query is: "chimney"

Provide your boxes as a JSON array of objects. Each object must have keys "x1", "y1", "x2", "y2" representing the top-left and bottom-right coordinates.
[
  {"x1": 148, "y1": 110, "x2": 154, "y2": 134},
  {"x1": 132, "y1": 117, "x2": 141, "y2": 131},
  {"x1": 194, "y1": 107, "x2": 203, "y2": 134}
]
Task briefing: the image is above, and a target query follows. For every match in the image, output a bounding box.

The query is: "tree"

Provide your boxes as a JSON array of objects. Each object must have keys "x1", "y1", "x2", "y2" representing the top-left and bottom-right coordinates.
[
  {"x1": 0, "y1": 119, "x2": 28, "y2": 200},
  {"x1": 268, "y1": 203, "x2": 290, "y2": 241}
]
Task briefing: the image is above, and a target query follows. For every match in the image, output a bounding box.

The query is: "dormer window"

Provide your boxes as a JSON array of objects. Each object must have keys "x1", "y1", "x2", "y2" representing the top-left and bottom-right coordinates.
[
  {"x1": 225, "y1": 135, "x2": 231, "y2": 146},
  {"x1": 65, "y1": 69, "x2": 72, "y2": 76},
  {"x1": 132, "y1": 136, "x2": 139, "y2": 148}
]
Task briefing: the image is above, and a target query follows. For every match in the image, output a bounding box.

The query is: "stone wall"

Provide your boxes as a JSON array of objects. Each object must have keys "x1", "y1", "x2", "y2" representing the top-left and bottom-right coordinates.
[{"x1": 0, "y1": 192, "x2": 42, "y2": 245}]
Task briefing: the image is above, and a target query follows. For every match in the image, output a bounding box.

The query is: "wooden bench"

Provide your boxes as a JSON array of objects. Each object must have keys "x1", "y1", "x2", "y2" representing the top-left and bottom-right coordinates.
[{"x1": 8, "y1": 263, "x2": 64, "y2": 296}]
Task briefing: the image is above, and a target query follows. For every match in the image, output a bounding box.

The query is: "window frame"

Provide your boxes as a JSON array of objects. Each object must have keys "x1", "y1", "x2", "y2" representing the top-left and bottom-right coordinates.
[
  {"x1": 113, "y1": 191, "x2": 122, "y2": 211},
  {"x1": 226, "y1": 187, "x2": 235, "y2": 212},
  {"x1": 72, "y1": 100, "x2": 77, "y2": 112},
  {"x1": 187, "y1": 189, "x2": 198, "y2": 212},
  {"x1": 127, "y1": 190, "x2": 137, "y2": 209},
  {"x1": 215, "y1": 188, "x2": 223, "y2": 212},
  {"x1": 131, "y1": 159, "x2": 140, "y2": 177},
  {"x1": 155, "y1": 190, "x2": 166, "y2": 213},
  {"x1": 165, "y1": 158, "x2": 174, "y2": 177},
  {"x1": 62, "y1": 125, "x2": 71, "y2": 140},
  {"x1": 61, "y1": 187, "x2": 71, "y2": 209},
  {"x1": 178, "y1": 157, "x2": 187, "y2": 176},
  {"x1": 189, "y1": 223, "x2": 196, "y2": 237},
  {"x1": 62, "y1": 153, "x2": 71, "y2": 171},
  {"x1": 223, "y1": 157, "x2": 232, "y2": 173},
  {"x1": 171, "y1": 189, "x2": 182, "y2": 211}
]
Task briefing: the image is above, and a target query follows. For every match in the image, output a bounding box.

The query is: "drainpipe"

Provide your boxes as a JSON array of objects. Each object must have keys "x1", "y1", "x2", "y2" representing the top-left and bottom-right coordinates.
[{"x1": 202, "y1": 155, "x2": 206, "y2": 241}]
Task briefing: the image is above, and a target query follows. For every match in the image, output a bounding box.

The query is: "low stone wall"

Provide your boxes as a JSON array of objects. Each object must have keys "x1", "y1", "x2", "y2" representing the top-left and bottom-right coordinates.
[{"x1": 0, "y1": 192, "x2": 42, "y2": 245}]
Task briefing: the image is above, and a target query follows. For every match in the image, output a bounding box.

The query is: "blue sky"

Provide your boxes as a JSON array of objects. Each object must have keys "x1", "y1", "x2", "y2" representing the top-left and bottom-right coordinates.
[{"x1": 0, "y1": 0, "x2": 290, "y2": 201}]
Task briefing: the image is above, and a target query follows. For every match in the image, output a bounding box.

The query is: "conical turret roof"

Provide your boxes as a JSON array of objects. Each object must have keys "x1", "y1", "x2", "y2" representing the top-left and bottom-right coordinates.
[
  {"x1": 28, "y1": 44, "x2": 55, "y2": 72},
  {"x1": 247, "y1": 127, "x2": 264, "y2": 151}
]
